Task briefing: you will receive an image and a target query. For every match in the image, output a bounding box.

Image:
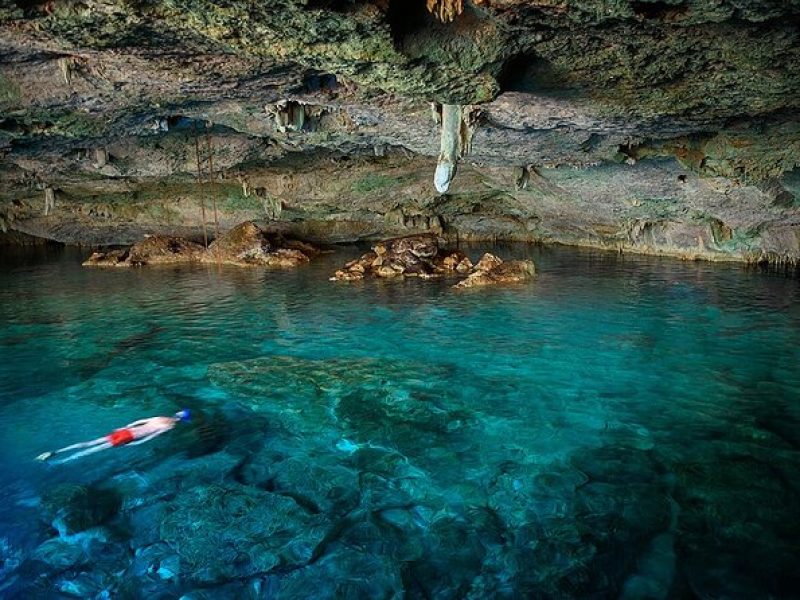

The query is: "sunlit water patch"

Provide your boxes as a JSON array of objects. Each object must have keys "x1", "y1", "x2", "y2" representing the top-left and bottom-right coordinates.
[{"x1": 0, "y1": 245, "x2": 798, "y2": 598}]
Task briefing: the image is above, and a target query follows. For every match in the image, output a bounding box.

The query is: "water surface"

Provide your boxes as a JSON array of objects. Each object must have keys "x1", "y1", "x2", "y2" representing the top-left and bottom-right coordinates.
[{"x1": 1, "y1": 245, "x2": 798, "y2": 598}]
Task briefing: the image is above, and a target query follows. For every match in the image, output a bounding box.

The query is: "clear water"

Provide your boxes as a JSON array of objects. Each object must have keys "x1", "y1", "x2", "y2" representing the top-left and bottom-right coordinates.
[{"x1": 1, "y1": 245, "x2": 799, "y2": 599}]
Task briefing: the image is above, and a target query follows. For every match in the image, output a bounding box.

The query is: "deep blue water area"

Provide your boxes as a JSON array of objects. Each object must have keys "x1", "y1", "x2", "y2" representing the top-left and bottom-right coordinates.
[{"x1": 1, "y1": 244, "x2": 799, "y2": 599}]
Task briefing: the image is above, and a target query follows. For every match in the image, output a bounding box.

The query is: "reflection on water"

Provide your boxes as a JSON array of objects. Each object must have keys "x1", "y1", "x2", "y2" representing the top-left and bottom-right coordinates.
[{"x1": 0, "y1": 245, "x2": 798, "y2": 598}]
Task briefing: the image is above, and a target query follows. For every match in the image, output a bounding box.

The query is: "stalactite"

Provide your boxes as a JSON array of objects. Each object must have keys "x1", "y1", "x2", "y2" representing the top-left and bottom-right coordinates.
[
  {"x1": 434, "y1": 104, "x2": 461, "y2": 194},
  {"x1": 57, "y1": 57, "x2": 71, "y2": 86},
  {"x1": 426, "y1": 0, "x2": 463, "y2": 22},
  {"x1": 515, "y1": 165, "x2": 531, "y2": 191},
  {"x1": 43, "y1": 187, "x2": 55, "y2": 216},
  {"x1": 269, "y1": 100, "x2": 307, "y2": 133},
  {"x1": 433, "y1": 105, "x2": 480, "y2": 194},
  {"x1": 93, "y1": 147, "x2": 108, "y2": 168},
  {"x1": 459, "y1": 106, "x2": 481, "y2": 157},
  {"x1": 431, "y1": 102, "x2": 442, "y2": 126},
  {"x1": 238, "y1": 174, "x2": 251, "y2": 197}
]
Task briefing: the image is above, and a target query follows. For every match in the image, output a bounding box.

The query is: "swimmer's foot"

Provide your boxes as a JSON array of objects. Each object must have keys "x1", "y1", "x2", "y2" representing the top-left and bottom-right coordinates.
[{"x1": 36, "y1": 451, "x2": 54, "y2": 462}]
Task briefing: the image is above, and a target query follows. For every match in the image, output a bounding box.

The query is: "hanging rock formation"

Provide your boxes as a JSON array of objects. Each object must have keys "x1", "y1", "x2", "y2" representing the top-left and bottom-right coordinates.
[
  {"x1": 0, "y1": 0, "x2": 798, "y2": 262},
  {"x1": 426, "y1": 0, "x2": 464, "y2": 23}
]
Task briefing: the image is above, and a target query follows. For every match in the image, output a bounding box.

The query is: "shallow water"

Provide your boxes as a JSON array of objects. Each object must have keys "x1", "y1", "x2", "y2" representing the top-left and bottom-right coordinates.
[{"x1": 1, "y1": 244, "x2": 799, "y2": 598}]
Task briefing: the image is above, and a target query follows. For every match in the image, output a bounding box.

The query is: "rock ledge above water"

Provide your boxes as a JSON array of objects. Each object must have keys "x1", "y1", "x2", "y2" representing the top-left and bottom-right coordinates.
[
  {"x1": 83, "y1": 221, "x2": 318, "y2": 268},
  {"x1": 331, "y1": 234, "x2": 535, "y2": 288}
]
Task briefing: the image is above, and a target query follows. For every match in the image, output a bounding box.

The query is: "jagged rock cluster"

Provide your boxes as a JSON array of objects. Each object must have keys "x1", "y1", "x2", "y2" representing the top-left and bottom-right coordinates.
[
  {"x1": 83, "y1": 221, "x2": 318, "y2": 268},
  {"x1": 331, "y1": 234, "x2": 536, "y2": 287}
]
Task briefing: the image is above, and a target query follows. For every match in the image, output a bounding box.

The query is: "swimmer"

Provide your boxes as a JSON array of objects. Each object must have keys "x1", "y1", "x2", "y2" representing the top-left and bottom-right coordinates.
[{"x1": 35, "y1": 410, "x2": 191, "y2": 464}]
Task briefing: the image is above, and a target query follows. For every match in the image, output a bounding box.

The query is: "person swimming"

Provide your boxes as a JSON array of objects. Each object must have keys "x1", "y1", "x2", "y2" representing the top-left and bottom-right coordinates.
[{"x1": 35, "y1": 410, "x2": 191, "y2": 464}]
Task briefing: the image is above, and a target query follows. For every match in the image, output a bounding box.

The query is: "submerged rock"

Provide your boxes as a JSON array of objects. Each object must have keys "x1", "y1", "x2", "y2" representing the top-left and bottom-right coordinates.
[
  {"x1": 273, "y1": 547, "x2": 403, "y2": 599},
  {"x1": 159, "y1": 483, "x2": 330, "y2": 584},
  {"x1": 40, "y1": 484, "x2": 122, "y2": 535},
  {"x1": 83, "y1": 222, "x2": 317, "y2": 268}
]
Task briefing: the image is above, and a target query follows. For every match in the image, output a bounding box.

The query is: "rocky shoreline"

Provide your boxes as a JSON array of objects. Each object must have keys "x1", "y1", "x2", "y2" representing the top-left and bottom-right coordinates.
[
  {"x1": 82, "y1": 222, "x2": 320, "y2": 269},
  {"x1": 331, "y1": 234, "x2": 536, "y2": 288}
]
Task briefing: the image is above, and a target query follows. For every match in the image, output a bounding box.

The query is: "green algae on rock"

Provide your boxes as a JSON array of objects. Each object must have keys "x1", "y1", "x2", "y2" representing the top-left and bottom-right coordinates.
[{"x1": 1, "y1": 0, "x2": 799, "y2": 262}]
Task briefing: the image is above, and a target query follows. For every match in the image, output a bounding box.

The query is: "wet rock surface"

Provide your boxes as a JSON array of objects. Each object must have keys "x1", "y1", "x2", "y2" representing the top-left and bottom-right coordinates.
[
  {"x1": 454, "y1": 253, "x2": 536, "y2": 288},
  {"x1": 83, "y1": 221, "x2": 318, "y2": 268},
  {"x1": 1, "y1": 1, "x2": 798, "y2": 262},
  {"x1": 332, "y1": 235, "x2": 534, "y2": 287}
]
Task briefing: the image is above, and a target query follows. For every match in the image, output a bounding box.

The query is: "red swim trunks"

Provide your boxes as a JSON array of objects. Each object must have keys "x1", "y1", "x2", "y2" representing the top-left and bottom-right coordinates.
[{"x1": 107, "y1": 428, "x2": 135, "y2": 447}]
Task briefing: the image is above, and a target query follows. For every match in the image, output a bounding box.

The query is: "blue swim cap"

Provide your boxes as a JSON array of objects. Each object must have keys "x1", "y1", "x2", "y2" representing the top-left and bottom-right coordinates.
[{"x1": 175, "y1": 409, "x2": 191, "y2": 422}]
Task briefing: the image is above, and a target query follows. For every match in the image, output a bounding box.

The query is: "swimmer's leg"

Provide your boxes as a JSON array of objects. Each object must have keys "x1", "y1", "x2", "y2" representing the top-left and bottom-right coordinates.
[
  {"x1": 37, "y1": 437, "x2": 108, "y2": 461},
  {"x1": 49, "y1": 441, "x2": 113, "y2": 464}
]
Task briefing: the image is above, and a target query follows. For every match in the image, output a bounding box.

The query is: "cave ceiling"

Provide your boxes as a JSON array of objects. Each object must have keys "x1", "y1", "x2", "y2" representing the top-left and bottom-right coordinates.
[{"x1": 0, "y1": 0, "x2": 798, "y2": 246}]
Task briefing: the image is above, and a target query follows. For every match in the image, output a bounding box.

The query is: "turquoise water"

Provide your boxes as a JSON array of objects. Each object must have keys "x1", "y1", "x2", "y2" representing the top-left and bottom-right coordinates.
[{"x1": 1, "y1": 245, "x2": 799, "y2": 599}]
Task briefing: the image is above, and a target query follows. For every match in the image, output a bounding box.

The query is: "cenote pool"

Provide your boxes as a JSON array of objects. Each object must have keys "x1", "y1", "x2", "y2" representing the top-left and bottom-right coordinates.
[{"x1": 0, "y1": 245, "x2": 798, "y2": 599}]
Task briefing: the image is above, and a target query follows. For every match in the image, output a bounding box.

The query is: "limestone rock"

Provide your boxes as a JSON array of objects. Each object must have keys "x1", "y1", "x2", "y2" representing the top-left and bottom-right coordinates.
[
  {"x1": 83, "y1": 222, "x2": 318, "y2": 268},
  {"x1": 82, "y1": 248, "x2": 130, "y2": 267},
  {"x1": 454, "y1": 256, "x2": 536, "y2": 288},
  {"x1": 82, "y1": 236, "x2": 204, "y2": 267},
  {"x1": 440, "y1": 250, "x2": 472, "y2": 272},
  {"x1": 206, "y1": 221, "x2": 270, "y2": 263},
  {"x1": 40, "y1": 484, "x2": 122, "y2": 535},
  {"x1": 273, "y1": 548, "x2": 403, "y2": 599},
  {"x1": 127, "y1": 235, "x2": 206, "y2": 266},
  {"x1": 333, "y1": 237, "x2": 536, "y2": 287},
  {"x1": 159, "y1": 483, "x2": 330, "y2": 584},
  {"x1": 205, "y1": 221, "x2": 316, "y2": 267},
  {"x1": 472, "y1": 252, "x2": 504, "y2": 273},
  {"x1": 390, "y1": 234, "x2": 440, "y2": 259},
  {"x1": 332, "y1": 234, "x2": 445, "y2": 280},
  {"x1": 262, "y1": 248, "x2": 310, "y2": 268}
]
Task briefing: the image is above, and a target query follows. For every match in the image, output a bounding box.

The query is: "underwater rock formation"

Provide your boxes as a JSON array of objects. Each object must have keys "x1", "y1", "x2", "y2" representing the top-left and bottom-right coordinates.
[
  {"x1": 159, "y1": 483, "x2": 330, "y2": 584},
  {"x1": 40, "y1": 484, "x2": 122, "y2": 535}
]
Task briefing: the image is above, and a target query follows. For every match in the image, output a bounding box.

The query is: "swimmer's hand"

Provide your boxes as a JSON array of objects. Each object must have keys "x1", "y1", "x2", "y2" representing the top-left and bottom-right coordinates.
[{"x1": 36, "y1": 451, "x2": 54, "y2": 462}]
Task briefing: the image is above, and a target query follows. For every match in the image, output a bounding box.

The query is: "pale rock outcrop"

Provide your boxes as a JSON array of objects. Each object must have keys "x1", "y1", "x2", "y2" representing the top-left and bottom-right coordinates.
[
  {"x1": 332, "y1": 237, "x2": 534, "y2": 288},
  {"x1": 83, "y1": 222, "x2": 317, "y2": 268},
  {"x1": 454, "y1": 253, "x2": 536, "y2": 288}
]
